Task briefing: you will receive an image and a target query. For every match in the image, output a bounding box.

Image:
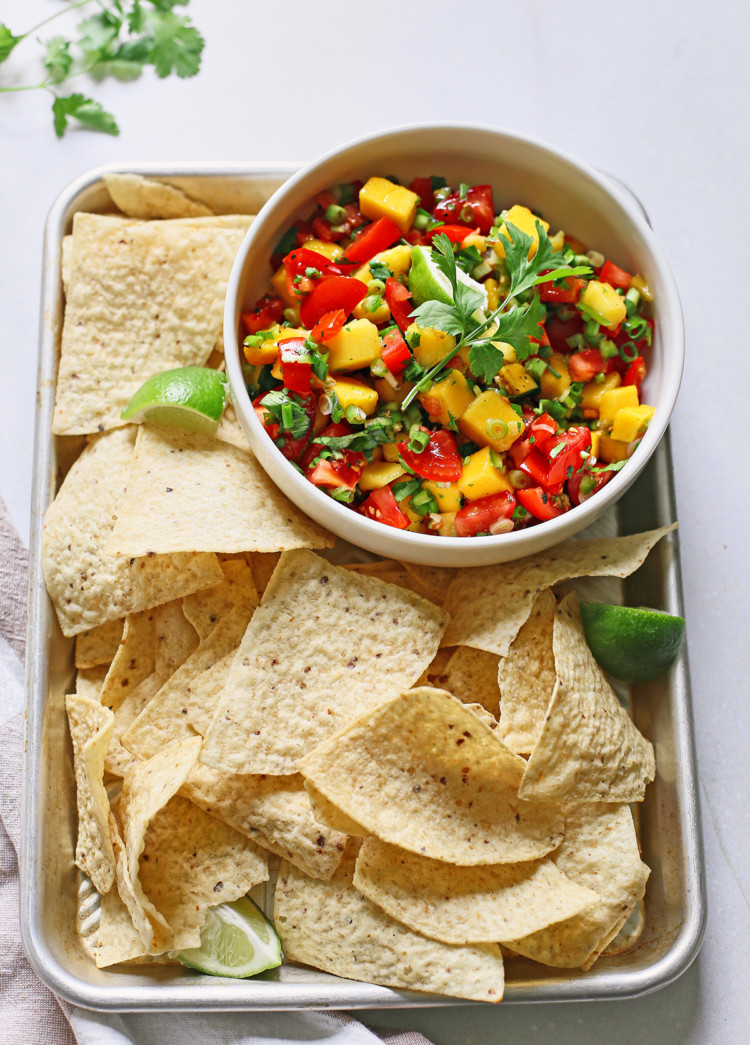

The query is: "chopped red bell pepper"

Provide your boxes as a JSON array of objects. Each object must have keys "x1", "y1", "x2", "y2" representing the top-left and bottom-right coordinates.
[
  {"x1": 283, "y1": 247, "x2": 342, "y2": 298},
  {"x1": 544, "y1": 426, "x2": 592, "y2": 486},
  {"x1": 546, "y1": 312, "x2": 584, "y2": 354},
  {"x1": 517, "y1": 487, "x2": 566, "y2": 521},
  {"x1": 515, "y1": 447, "x2": 564, "y2": 495},
  {"x1": 299, "y1": 276, "x2": 368, "y2": 328},
  {"x1": 384, "y1": 278, "x2": 415, "y2": 332},
  {"x1": 342, "y1": 217, "x2": 402, "y2": 265},
  {"x1": 539, "y1": 276, "x2": 584, "y2": 304},
  {"x1": 599, "y1": 259, "x2": 632, "y2": 290},
  {"x1": 454, "y1": 491, "x2": 516, "y2": 537},
  {"x1": 623, "y1": 355, "x2": 647, "y2": 395},
  {"x1": 359, "y1": 485, "x2": 410, "y2": 529},
  {"x1": 311, "y1": 309, "x2": 346, "y2": 345},
  {"x1": 397, "y1": 429, "x2": 462, "y2": 482},
  {"x1": 433, "y1": 184, "x2": 495, "y2": 235},
  {"x1": 278, "y1": 338, "x2": 312, "y2": 396},
  {"x1": 409, "y1": 176, "x2": 435, "y2": 211},
  {"x1": 241, "y1": 296, "x2": 284, "y2": 335},
  {"x1": 381, "y1": 330, "x2": 411, "y2": 375},
  {"x1": 425, "y1": 223, "x2": 477, "y2": 245},
  {"x1": 568, "y1": 349, "x2": 614, "y2": 382}
]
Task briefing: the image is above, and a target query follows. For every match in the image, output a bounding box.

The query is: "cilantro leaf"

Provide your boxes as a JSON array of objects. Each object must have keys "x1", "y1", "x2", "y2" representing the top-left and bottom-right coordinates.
[
  {"x1": 501, "y1": 220, "x2": 590, "y2": 300},
  {"x1": 590, "y1": 459, "x2": 628, "y2": 474},
  {"x1": 368, "y1": 260, "x2": 393, "y2": 282},
  {"x1": 430, "y1": 233, "x2": 458, "y2": 294},
  {"x1": 259, "y1": 390, "x2": 310, "y2": 440},
  {"x1": 146, "y1": 10, "x2": 203, "y2": 77},
  {"x1": 77, "y1": 12, "x2": 122, "y2": 64},
  {"x1": 52, "y1": 94, "x2": 119, "y2": 138},
  {"x1": 0, "y1": 24, "x2": 24, "y2": 63},
  {"x1": 314, "y1": 426, "x2": 393, "y2": 452},
  {"x1": 409, "y1": 300, "x2": 465, "y2": 338},
  {"x1": 493, "y1": 293, "x2": 547, "y2": 361},
  {"x1": 466, "y1": 341, "x2": 507, "y2": 384},
  {"x1": 43, "y1": 37, "x2": 72, "y2": 83},
  {"x1": 454, "y1": 281, "x2": 485, "y2": 326},
  {"x1": 454, "y1": 244, "x2": 483, "y2": 275}
]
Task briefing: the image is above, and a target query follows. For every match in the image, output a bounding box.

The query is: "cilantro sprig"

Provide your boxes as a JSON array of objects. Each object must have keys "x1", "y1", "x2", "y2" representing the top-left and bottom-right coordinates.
[
  {"x1": 402, "y1": 226, "x2": 591, "y2": 408},
  {"x1": 0, "y1": 1, "x2": 204, "y2": 138}
]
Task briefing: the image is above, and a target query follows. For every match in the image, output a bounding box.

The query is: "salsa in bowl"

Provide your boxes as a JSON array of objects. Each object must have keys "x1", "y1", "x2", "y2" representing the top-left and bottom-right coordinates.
[{"x1": 224, "y1": 126, "x2": 683, "y2": 566}]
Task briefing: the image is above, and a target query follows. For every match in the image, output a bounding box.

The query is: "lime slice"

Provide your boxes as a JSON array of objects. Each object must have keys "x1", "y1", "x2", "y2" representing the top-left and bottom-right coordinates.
[
  {"x1": 408, "y1": 245, "x2": 488, "y2": 309},
  {"x1": 121, "y1": 367, "x2": 227, "y2": 435},
  {"x1": 170, "y1": 896, "x2": 282, "y2": 979},
  {"x1": 579, "y1": 601, "x2": 685, "y2": 683}
]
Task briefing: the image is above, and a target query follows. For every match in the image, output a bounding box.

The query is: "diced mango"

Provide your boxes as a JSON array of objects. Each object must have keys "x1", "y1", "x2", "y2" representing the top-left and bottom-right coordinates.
[
  {"x1": 630, "y1": 274, "x2": 653, "y2": 302},
  {"x1": 539, "y1": 353, "x2": 571, "y2": 400},
  {"x1": 499, "y1": 362, "x2": 537, "y2": 398},
  {"x1": 598, "y1": 433, "x2": 632, "y2": 464},
  {"x1": 581, "y1": 372, "x2": 621, "y2": 411},
  {"x1": 382, "y1": 442, "x2": 400, "y2": 462},
  {"x1": 352, "y1": 296, "x2": 391, "y2": 324},
  {"x1": 373, "y1": 377, "x2": 413, "y2": 405},
  {"x1": 459, "y1": 390, "x2": 524, "y2": 452},
  {"x1": 244, "y1": 338, "x2": 279, "y2": 366},
  {"x1": 359, "y1": 177, "x2": 419, "y2": 234},
  {"x1": 270, "y1": 264, "x2": 297, "y2": 307},
  {"x1": 549, "y1": 229, "x2": 565, "y2": 251},
  {"x1": 423, "y1": 480, "x2": 463, "y2": 513},
  {"x1": 302, "y1": 238, "x2": 344, "y2": 261},
  {"x1": 492, "y1": 340, "x2": 516, "y2": 365},
  {"x1": 484, "y1": 278, "x2": 501, "y2": 312},
  {"x1": 408, "y1": 325, "x2": 457, "y2": 368},
  {"x1": 419, "y1": 370, "x2": 475, "y2": 427},
  {"x1": 580, "y1": 280, "x2": 627, "y2": 329},
  {"x1": 610, "y1": 404, "x2": 655, "y2": 443},
  {"x1": 433, "y1": 511, "x2": 457, "y2": 537},
  {"x1": 359, "y1": 461, "x2": 406, "y2": 490},
  {"x1": 493, "y1": 204, "x2": 549, "y2": 260},
  {"x1": 599, "y1": 384, "x2": 640, "y2": 424},
  {"x1": 400, "y1": 496, "x2": 424, "y2": 531},
  {"x1": 354, "y1": 244, "x2": 412, "y2": 284},
  {"x1": 327, "y1": 377, "x2": 379, "y2": 416},
  {"x1": 589, "y1": 429, "x2": 601, "y2": 459},
  {"x1": 458, "y1": 446, "x2": 514, "y2": 501},
  {"x1": 326, "y1": 319, "x2": 382, "y2": 371}
]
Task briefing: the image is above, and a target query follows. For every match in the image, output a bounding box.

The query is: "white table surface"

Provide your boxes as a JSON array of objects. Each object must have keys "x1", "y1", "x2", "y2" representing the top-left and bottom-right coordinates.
[{"x1": 2, "y1": 0, "x2": 749, "y2": 1040}]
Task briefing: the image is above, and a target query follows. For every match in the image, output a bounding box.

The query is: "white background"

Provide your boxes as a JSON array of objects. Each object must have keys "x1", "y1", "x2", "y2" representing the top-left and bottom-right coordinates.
[{"x1": 2, "y1": 0, "x2": 749, "y2": 1041}]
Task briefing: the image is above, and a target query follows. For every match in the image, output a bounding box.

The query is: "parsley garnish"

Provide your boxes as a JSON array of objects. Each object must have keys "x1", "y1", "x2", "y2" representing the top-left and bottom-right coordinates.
[
  {"x1": 260, "y1": 390, "x2": 310, "y2": 440},
  {"x1": 368, "y1": 260, "x2": 393, "y2": 282},
  {"x1": 313, "y1": 425, "x2": 393, "y2": 453}
]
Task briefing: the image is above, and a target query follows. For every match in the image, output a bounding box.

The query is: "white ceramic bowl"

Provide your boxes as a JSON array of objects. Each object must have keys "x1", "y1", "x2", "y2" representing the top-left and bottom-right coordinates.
[{"x1": 224, "y1": 124, "x2": 684, "y2": 566}]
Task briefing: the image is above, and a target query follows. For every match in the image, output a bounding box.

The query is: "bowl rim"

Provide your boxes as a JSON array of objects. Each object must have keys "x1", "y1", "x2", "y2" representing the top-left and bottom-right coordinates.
[{"x1": 223, "y1": 121, "x2": 684, "y2": 555}]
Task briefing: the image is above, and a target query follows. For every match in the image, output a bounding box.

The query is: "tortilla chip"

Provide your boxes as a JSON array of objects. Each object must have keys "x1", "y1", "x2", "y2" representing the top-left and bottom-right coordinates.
[
  {"x1": 117, "y1": 736, "x2": 202, "y2": 952},
  {"x1": 99, "y1": 609, "x2": 156, "y2": 713},
  {"x1": 75, "y1": 666, "x2": 109, "y2": 700},
  {"x1": 297, "y1": 688, "x2": 563, "y2": 865},
  {"x1": 442, "y1": 525, "x2": 677, "y2": 656},
  {"x1": 66, "y1": 695, "x2": 116, "y2": 894},
  {"x1": 303, "y1": 782, "x2": 369, "y2": 838},
  {"x1": 61, "y1": 234, "x2": 74, "y2": 293},
  {"x1": 153, "y1": 600, "x2": 199, "y2": 683},
  {"x1": 274, "y1": 844, "x2": 505, "y2": 1003},
  {"x1": 103, "y1": 173, "x2": 214, "y2": 219},
  {"x1": 519, "y1": 594, "x2": 655, "y2": 803},
  {"x1": 107, "y1": 426, "x2": 334, "y2": 555},
  {"x1": 401, "y1": 563, "x2": 455, "y2": 605},
  {"x1": 105, "y1": 674, "x2": 161, "y2": 777},
  {"x1": 107, "y1": 808, "x2": 171, "y2": 954},
  {"x1": 505, "y1": 803, "x2": 650, "y2": 968},
  {"x1": 182, "y1": 558, "x2": 256, "y2": 639},
  {"x1": 182, "y1": 764, "x2": 346, "y2": 880},
  {"x1": 42, "y1": 427, "x2": 224, "y2": 636},
  {"x1": 497, "y1": 589, "x2": 557, "y2": 755},
  {"x1": 353, "y1": 836, "x2": 599, "y2": 945},
  {"x1": 138, "y1": 793, "x2": 269, "y2": 950},
  {"x1": 215, "y1": 402, "x2": 250, "y2": 450},
  {"x1": 75, "y1": 618, "x2": 124, "y2": 669},
  {"x1": 428, "y1": 646, "x2": 501, "y2": 716},
  {"x1": 248, "y1": 552, "x2": 281, "y2": 596},
  {"x1": 92, "y1": 872, "x2": 151, "y2": 968},
  {"x1": 52, "y1": 212, "x2": 248, "y2": 434},
  {"x1": 199, "y1": 551, "x2": 449, "y2": 775}
]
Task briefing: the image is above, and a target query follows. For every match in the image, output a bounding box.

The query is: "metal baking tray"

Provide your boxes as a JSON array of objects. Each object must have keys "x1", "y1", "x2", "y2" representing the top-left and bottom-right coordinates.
[{"x1": 21, "y1": 163, "x2": 706, "y2": 1011}]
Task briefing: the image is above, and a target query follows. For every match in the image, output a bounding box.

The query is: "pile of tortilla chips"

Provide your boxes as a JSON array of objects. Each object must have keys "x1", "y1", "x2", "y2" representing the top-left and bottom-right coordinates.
[{"x1": 44, "y1": 174, "x2": 673, "y2": 1004}]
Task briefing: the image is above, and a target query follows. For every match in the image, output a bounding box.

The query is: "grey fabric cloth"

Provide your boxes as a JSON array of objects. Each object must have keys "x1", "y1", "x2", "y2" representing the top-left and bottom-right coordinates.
[{"x1": 0, "y1": 495, "x2": 434, "y2": 1045}]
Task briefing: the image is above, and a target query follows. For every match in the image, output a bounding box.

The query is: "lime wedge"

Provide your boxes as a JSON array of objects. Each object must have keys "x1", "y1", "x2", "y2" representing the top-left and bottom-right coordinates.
[
  {"x1": 579, "y1": 601, "x2": 685, "y2": 683},
  {"x1": 170, "y1": 896, "x2": 282, "y2": 978},
  {"x1": 408, "y1": 245, "x2": 488, "y2": 308},
  {"x1": 121, "y1": 367, "x2": 227, "y2": 435}
]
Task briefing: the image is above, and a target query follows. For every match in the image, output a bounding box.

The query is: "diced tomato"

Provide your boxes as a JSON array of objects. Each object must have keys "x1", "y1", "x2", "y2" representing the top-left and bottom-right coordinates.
[
  {"x1": 311, "y1": 309, "x2": 346, "y2": 344},
  {"x1": 515, "y1": 447, "x2": 563, "y2": 495},
  {"x1": 381, "y1": 329, "x2": 411, "y2": 375},
  {"x1": 623, "y1": 355, "x2": 647, "y2": 395},
  {"x1": 310, "y1": 216, "x2": 339, "y2": 242},
  {"x1": 300, "y1": 276, "x2": 368, "y2": 328},
  {"x1": 433, "y1": 184, "x2": 495, "y2": 235},
  {"x1": 302, "y1": 422, "x2": 365, "y2": 489},
  {"x1": 454, "y1": 491, "x2": 516, "y2": 537},
  {"x1": 241, "y1": 296, "x2": 284, "y2": 335},
  {"x1": 568, "y1": 349, "x2": 614, "y2": 382},
  {"x1": 360, "y1": 485, "x2": 410, "y2": 529},
  {"x1": 568, "y1": 467, "x2": 613, "y2": 506},
  {"x1": 409, "y1": 176, "x2": 434, "y2": 211},
  {"x1": 283, "y1": 247, "x2": 342, "y2": 297},
  {"x1": 599, "y1": 259, "x2": 632, "y2": 291},
  {"x1": 544, "y1": 426, "x2": 592, "y2": 486},
  {"x1": 539, "y1": 277, "x2": 584, "y2": 304},
  {"x1": 547, "y1": 312, "x2": 584, "y2": 353},
  {"x1": 342, "y1": 217, "x2": 401, "y2": 265},
  {"x1": 314, "y1": 189, "x2": 337, "y2": 211},
  {"x1": 278, "y1": 338, "x2": 312, "y2": 396},
  {"x1": 517, "y1": 487, "x2": 567, "y2": 521},
  {"x1": 425, "y1": 224, "x2": 476, "y2": 245},
  {"x1": 384, "y1": 277, "x2": 415, "y2": 332},
  {"x1": 397, "y1": 430, "x2": 462, "y2": 482},
  {"x1": 253, "y1": 392, "x2": 316, "y2": 462}
]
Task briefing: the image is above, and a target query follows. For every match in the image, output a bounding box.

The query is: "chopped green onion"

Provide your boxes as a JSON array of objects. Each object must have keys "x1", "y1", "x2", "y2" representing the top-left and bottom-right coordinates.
[
  {"x1": 600, "y1": 338, "x2": 619, "y2": 359},
  {"x1": 625, "y1": 287, "x2": 641, "y2": 309},
  {"x1": 408, "y1": 426, "x2": 430, "y2": 452},
  {"x1": 330, "y1": 487, "x2": 355, "y2": 503},
  {"x1": 548, "y1": 442, "x2": 566, "y2": 459},
  {"x1": 281, "y1": 403, "x2": 294, "y2": 429},
  {"x1": 580, "y1": 476, "x2": 597, "y2": 495},
  {"x1": 367, "y1": 279, "x2": 386, "y2": 295},
  {"x1": 304, "y1": 266, "x2": 321, "y2": 279},
  {"x1": 282, "y1": 308, "x2": 298, "y2": 324},
  {"x1": 489, "y1": 450, "x2": 505, "y2": 470},
  {"x1": 370, "y1": 358, "x2": 388, "y2": 378},
  {"x1": 414, "y1": 208, "x2": 432, "y2": 231},
  {"x1": 410, "y1": 488, "x2": 439, "y2": 516},
  {"x1": 393, "y1": 477, "x2": 421, "y2": 501},
  {"x1": 324, "y1": 204, "x2": 347, "y2": 225},
  {"x1": 587, "y1": 250, "x2": 605, "y2": 268},
  {"x1": 618, "y1": 340, "x2": 640, "y2": 363},
  {"x1": 512, "y1": 505, "x2": 530, "y2": 520},
  {"x1": 344, "y1": 405, "x2": 366, "y2": 424},
  {"x1": 566, "y1": 333, "x2": 585, "y2": 350},
  {"x1": 485, "y1": 418, "x2": 508, "y2": 440},
  {"x1": 364, "y1": 294, "x2": 382, "y2": 313},
  {"x1": 525, "y1": 357, "x2": 547, "y2": 380}
]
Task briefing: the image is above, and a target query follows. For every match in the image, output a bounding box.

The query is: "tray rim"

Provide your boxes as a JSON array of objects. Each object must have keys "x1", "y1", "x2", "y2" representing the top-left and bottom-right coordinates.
[{"x1": 20, "y1": 162, "x2": 707, "y2": 1012}]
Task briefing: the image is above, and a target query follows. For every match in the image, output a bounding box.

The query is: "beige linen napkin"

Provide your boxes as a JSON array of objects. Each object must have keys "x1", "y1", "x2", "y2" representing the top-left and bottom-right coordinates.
[{"x1": 0, "y1": 495, "x2": 434, "y2": 1045}]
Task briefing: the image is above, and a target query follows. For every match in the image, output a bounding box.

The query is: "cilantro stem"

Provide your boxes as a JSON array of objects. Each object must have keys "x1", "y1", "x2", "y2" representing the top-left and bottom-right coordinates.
[{"x1": 4, "y1": 0, "x2": 95, "y2": 49}]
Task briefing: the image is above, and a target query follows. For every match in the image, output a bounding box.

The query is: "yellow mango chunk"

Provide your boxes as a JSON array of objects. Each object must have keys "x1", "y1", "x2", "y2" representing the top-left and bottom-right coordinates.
[
  {"x1": 359, "y1": 461, "x2": 406, "y2": 490},
  {"x1": 610, "y1": 404, "x2": 655, "y2": 443},
  {"x1": 326, "y1": 319, "x2": 382, "y2": 372},
  {"x1": 539, "y1": 353, "x2": 571, "y2": 400},
  {"x1": 301, "y1": 238, "x2": 344, "y2": 261},
  {"x1": 459, "y1": 390, "x2": 524, "y2": 452},
  {"x1": 432, "y1": 511, "x2": 457, "y2": 537},
  {"x1": 419, "y1": 370, "x2": 475, "y2": 427},
  {"x1": 598, "y1": 433, "x2": 632, "y2": 464},
  {"x1": 327, "y1": 377, "x2": 379, "y2": 416},
  {"x1": 581, "y1": 372, "x2": 621, "y2": 411},
  {"x1": 458, "y1": 447, "x2": 513, "y2": 501},
  {"x1": 599, "y1": 384, "x2": 639, "y2": 424},
  {"x1": 580, "y1": 281, "x2": 627, "y2": 329},
  {"x1": 248, "y1": 325, "x2": 309, "y2": 367},
  {"x1": 359, "y1": 177, "x2": 419, "y2": 234},
  {"x1": 270, "y1": 264, "x2": 298, "y2": 307},
  {"x1": 408, "y1": 325, "x2": 457, "y2": 369},
  {"x1": 423, "y1": 480, "x2": 463, "y2": 513},
  {"x1": 589, "y1": 429, "x2": 601, "y2": 459},
  {"x1": 484, "y1": 278, "x2": 501, "y2": 312},
  {"x1": 352, "y1": 296, "x2": 391, "y2": 324},
  {"x1": 353, "y1": 244, "x2": 412, "y2": 284},
  {"x1": 493, "y1": 204, "x2": 549, "y2": 260},
  {"x1": 499, "y1": 362, "x2": 537, "y2": 398},
  {"x1": 373, "y1": 377, "x2": 413, "y2": 406},
  {"x1": 382, "y1": 441, "x2": 401, "y2": 462}
]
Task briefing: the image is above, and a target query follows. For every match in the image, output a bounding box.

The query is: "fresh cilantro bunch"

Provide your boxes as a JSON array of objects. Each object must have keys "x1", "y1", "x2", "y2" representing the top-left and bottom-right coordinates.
[
  {"x1": 402, "y1": 226, "x2": 590, "y2": 406},
  {"x1": 0, "y1": 0, "x2": 204, "y2": 137}
]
